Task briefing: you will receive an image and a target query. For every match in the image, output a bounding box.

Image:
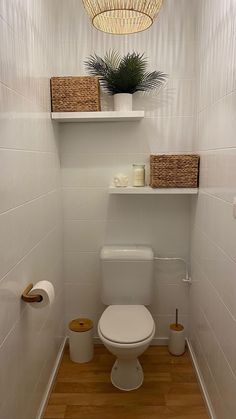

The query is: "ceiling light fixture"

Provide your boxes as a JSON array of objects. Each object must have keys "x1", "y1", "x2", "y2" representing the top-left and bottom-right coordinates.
[{"x1": 82, "y1": 0, "x2": 163, "y2": 35}]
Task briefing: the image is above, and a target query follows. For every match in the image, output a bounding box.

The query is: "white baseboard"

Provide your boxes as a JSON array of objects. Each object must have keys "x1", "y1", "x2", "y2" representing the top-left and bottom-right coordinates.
[
  {"x1": 151, "y1": 337, "x2": 169, "y2": 346},
  {"x1": 37, "y1": 336, "x2": 67, "y2": 419},
  {"x1": 186, "y1": 338, "x2": 215, "y2": 419}
]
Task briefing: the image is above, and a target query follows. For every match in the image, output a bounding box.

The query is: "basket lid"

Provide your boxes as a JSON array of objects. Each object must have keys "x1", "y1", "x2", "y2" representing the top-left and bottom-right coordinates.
[{"x1": 69, "y1": 318, "x2": 93, "y2": 332}]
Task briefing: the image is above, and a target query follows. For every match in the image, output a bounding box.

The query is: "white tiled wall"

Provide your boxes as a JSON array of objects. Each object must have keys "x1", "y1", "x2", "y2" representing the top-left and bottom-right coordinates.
[
  {"x1": 56, "y1": 0, "x2": 197, "y2": 339},
  {"x1": 190, "y1": 1, "x2": 236, "y2": 418},
  {"x1": 4, "y1": 1, "x2": 236, "y2": 416},
  {"x1": 0, "y1": 1, "x2": 64, "y2": 418}
]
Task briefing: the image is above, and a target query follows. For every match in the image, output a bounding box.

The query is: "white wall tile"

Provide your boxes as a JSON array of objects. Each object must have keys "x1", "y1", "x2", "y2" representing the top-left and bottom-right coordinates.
[
  {"x1": 66, "y1": 281, "x2": 104, "y2": 320},
  {"x1": 152, "y1": 283, "x2": 189, "y2": 316},
  {"x1": 61, "y1": 153, "x2": 117, "y2": 188},
  {"x1": 63, "y1": 188, "x2": 109, "y2": 221},
  {"x1": 0, "y1": 226, "x2": 62, "y2": 346},
  {"x1": 154, "y1": 314, "x2": 189, "y2": 338},
  {"x1": 140, "y1": 117, "x2": 195, "y2": 154},
  {"x1": 199, "y1": 149, "x2": 236, "y2": 203},
  {"x1": 0, "y1": 149, "x2": 60, "y2": 214},
  {"x1": 190, "y1": 0, "x2": 236, "y2": 416},
  {"x1": 59, "y1": 121, "x2": 143, "y2": 155},
  {"x1": 58, "y1": 0, "x2": 195, "y2": 341},
  {"x1": 197, "y1": 93, "x2": 236, "y2": 151},
  {"x1": 134, "y1": 79, "x2": 196, "y2": 118},
  {"x1": 0, "y1": 83, "x2": 59, "y2": 152},
  {"x1": 64, "y1": 220, "x2": 106, "y2": 252},
  {"x1": 64, "y1": 251, "x2": 100, "y2": 283},
  {"x1": 0, "y1": 1, "x2": 63, "y2": 417}
]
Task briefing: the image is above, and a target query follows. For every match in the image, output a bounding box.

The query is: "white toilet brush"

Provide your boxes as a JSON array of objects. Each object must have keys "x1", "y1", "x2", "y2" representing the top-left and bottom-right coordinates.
[{"x1": 168, "y1": 308, "x2": 186, "y2": 356}]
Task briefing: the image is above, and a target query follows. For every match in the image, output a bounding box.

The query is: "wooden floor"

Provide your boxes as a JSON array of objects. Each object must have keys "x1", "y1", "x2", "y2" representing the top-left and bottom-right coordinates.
[{"x1": 44, "y1": 345, "x2": 209, "y2": 419}]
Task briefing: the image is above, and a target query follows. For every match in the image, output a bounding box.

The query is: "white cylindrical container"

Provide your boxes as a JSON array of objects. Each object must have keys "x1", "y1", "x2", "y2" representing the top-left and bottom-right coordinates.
[
  {"x1": 132, "y1": 164, "x2": 145, "y2": 187},
  {"x1": 168, "y1": 323, "x2": 185, "y2": 356},
  {"x1": 69, "y1": 318, "x2": 94, "y2": 363},
  {"x1": 114, "y1": 93, "x2": 132, "y2": 111}
]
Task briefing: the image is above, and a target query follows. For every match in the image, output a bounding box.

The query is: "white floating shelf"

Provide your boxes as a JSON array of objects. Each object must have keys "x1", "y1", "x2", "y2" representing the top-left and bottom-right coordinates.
[
  {"x1": 51, "y1": 111, "x2": 144, "y2": 122},
  {"x1": 109, "y1": 186, "x2": 198, "y2": 195}
]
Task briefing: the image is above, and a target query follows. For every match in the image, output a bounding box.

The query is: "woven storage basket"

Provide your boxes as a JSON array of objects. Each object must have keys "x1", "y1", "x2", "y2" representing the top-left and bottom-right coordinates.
[
  {"x1": 150, "y1": 154, "x2": 200, "y2": 188},
  {"x1": 50, "y1": 76, "x2": 101, "y2": 112}
]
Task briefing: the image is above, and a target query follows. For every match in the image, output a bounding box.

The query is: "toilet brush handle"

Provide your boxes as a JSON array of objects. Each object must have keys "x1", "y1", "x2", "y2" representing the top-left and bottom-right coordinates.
[{"x1": 175, "y1": 308, "x2": 178, "y2": 327}]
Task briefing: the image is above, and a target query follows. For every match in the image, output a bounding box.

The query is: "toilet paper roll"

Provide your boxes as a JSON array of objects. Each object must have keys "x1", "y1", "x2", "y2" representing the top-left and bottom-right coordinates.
[{"x1": 29, "y1": 280, "x2": 55, "y2": 309}]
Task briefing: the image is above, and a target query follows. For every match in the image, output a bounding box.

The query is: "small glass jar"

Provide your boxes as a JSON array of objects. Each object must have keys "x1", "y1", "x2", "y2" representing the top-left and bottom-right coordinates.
[{"x1": 132, "y1": 164, "x2": 145, "y2": 187}]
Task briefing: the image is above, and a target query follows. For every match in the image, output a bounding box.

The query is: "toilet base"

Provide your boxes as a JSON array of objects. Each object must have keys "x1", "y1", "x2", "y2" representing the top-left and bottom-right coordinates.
[{"x1": 111, "y1": 358, "x2": 143, "y2": 391}]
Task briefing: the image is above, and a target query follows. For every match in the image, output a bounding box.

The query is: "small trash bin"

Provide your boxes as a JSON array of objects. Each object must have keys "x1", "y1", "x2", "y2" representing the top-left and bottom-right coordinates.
[{"x1": 68, "y1": 318, "x2": 94, "y2": 363}]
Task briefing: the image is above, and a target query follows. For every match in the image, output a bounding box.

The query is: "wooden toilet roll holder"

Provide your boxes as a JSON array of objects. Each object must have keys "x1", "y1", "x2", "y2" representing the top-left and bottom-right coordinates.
[{"x1": 21, "y1": 283, "x2": 43, "y2": 303}]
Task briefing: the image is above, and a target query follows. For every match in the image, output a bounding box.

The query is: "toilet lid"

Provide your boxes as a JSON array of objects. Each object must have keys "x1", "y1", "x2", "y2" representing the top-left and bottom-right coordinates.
[{"x1": 99, "y1": 305, "x2": 155, "y2": 344}]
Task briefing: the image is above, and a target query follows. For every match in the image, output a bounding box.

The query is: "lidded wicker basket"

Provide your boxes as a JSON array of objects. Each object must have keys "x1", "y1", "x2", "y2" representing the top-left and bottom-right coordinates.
[
  {"x1": 50, "y1": 76, "x2": 101, "y2": 112},
  {"x1": 150, "y1": 154, "x2": 200, "y2": 188}
]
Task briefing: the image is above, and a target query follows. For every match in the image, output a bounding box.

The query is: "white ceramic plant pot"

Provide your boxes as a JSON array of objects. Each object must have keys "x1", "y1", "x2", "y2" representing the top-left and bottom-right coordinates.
[{"x1": 113, "y1": 93, "x2": 133, "y2": 111}]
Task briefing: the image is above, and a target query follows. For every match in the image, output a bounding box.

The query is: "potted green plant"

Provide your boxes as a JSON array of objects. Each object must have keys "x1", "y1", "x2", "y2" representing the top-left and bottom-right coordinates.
[{"x1": 84, "y1": 50, "x2": 167, "y2": 111}]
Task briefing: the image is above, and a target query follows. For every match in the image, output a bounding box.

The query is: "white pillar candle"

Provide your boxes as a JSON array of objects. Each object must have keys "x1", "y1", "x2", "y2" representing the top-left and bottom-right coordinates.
[{"x1": 132, "y1": 164, "x2": 145, "y2": 187}]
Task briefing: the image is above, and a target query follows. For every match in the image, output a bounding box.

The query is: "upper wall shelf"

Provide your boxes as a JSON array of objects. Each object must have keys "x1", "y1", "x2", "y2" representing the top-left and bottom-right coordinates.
[
  {"x1": 51, "y1": 111, "x2": 144, "y2": 123},
  {"x1": 109, "y1": 186, "x2": 198, "y2": 195}
]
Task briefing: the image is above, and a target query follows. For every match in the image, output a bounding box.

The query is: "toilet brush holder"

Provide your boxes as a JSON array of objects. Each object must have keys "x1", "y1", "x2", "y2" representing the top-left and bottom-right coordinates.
[{"x1": 168, "y1": 309, "x2": 185, "y2": 356}]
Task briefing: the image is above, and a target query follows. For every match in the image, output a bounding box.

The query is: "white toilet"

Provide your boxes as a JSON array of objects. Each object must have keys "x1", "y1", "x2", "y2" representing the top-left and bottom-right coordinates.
[{"x1": 98, "y1": 245, "x2": 155, "y2": 391}]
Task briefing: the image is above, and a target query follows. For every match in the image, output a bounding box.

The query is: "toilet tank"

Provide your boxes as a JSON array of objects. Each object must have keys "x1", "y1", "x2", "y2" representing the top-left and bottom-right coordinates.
[{"x1": 100, "y1": 245, "x2": 154, "y2": 305}]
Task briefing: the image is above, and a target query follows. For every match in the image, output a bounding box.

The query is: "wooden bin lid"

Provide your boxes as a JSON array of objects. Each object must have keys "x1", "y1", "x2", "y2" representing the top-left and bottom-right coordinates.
[
  {"x1": 69, "y1": 318, "x2": 93, "y2": 332},
  {"x1": 170, "y1": 323, "x2": 184, "y2": 332}
]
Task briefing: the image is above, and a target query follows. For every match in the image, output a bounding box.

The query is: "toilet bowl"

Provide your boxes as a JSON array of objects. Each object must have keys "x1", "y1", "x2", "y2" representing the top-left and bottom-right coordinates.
[
  {"x1": 98, "y1": 304, "x2": 155, "y2": 391},
  {"x1": 99, "y1": 245, "x2": 155, "y2": 390}
]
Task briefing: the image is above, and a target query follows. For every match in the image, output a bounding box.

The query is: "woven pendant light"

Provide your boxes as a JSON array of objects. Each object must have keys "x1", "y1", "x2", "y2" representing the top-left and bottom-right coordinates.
[{"x1": 82, "y1": 0, "x2": 163, "y2": 35}]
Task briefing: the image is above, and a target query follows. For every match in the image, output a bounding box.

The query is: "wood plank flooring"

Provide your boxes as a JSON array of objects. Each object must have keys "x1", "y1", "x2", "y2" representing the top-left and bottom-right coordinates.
[{"x1": 44, "y1": 345, "x2": 209, "y2": 419}]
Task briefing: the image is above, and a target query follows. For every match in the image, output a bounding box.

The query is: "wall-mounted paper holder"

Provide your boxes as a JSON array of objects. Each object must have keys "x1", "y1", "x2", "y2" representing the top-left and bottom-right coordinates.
[{"x1": 21, "y1": 283, "x2": 43, "y2": 303}]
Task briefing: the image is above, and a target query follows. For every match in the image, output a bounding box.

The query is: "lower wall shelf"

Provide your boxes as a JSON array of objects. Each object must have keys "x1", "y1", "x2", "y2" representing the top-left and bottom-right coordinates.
[
  {"x1": 109, "y1": 186, "x2": 198, "y2": 194},
  {"x1": 51, "y1": 111, "x2": 144, "y2": 122}
]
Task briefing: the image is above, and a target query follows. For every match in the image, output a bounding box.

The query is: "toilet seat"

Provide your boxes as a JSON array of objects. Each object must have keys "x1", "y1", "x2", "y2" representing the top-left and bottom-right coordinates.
[{"x1": 99, "y1": 305, "x2": 155, "y2": 344}]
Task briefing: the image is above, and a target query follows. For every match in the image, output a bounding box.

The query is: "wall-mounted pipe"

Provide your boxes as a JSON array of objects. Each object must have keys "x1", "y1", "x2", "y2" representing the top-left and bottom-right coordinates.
[{"x1": 154, "y1": 256, "x2": 192, "y2": 284}]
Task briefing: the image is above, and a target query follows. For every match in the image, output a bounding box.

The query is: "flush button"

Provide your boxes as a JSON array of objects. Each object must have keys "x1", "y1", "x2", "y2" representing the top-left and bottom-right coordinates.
[{"x1": 233, "y1": 197, "x2": 236, "y2": 219}]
